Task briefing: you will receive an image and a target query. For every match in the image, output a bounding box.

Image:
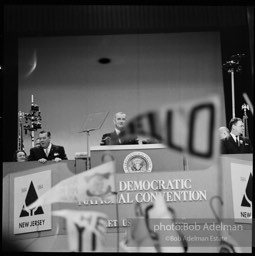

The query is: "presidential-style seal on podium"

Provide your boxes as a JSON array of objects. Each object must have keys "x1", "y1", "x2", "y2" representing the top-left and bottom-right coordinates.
[{"x1": 123, "y1": 151, "x2": 153, "y2": 173}]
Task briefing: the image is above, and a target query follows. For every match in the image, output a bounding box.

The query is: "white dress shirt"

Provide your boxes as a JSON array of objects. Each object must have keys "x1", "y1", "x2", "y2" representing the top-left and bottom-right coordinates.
[
  {"x1": 115, "y1": 129, "x2": 121, "y2": 143},
  {"x1": 230, "y1": 133, "x2": 239, "y2": 146},
  {"x1": 44, "y1": 143, "x2": 52, "y2": 156}
]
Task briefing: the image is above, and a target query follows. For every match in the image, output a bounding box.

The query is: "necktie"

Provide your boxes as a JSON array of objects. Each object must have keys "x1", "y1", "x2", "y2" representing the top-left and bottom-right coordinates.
[
  {"x1": 45, "y1": 148, "x2": 49, "y2": 156},
  {"x1": 236, "y1": 136, "x2": 239, "y2": 147}
]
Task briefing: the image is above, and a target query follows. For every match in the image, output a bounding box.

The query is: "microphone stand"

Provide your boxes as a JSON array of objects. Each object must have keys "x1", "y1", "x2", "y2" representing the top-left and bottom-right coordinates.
[
  {"x1": 79, "y1": 111, "x2": 109, "y2": 170},
  {"x1": 222, "y1": 53, "x2": 245, "y2": 118},
  {"x1": 86, "y1": 130, "x2": 91, "y2": 170},
  {"x1": 112, "y1": 191, "x2": 119, "y2": 252},
  {"x1": 182, "y1": 154, "x2": 189, "y2": 171},
  {"x1": 23, "y1": 94, "x2": 42, "y2": 148},
  {"x1": 81, "y1": 129, "x2": 95, "y2": 170}
]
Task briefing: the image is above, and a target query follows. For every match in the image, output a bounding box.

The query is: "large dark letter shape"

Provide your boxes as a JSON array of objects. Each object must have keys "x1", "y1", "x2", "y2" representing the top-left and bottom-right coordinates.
[
  {"x1": 188, "y1": 103, "x2": 214, "y2": 158},
  {"x1": 74, "y1": 223, "x2": 85, "y2": 252},
  {"x1": 166, "y1": 110, "x2": 183, "y2": 152}
]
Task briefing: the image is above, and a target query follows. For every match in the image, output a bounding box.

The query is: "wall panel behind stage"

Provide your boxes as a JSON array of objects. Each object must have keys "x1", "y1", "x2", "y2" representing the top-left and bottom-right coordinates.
[{"x1": 18, "y1": 32, "x2": 225, "y2": 159}]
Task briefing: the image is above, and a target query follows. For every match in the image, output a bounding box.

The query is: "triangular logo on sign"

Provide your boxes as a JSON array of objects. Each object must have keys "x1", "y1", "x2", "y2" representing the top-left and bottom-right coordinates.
[
  {"x1": 20, "y1": 181, "x2": 44, "y2": 217},
  {"x1": 241, "y1": 173, "x2": 252, "y2": 207},
  {"x1": 19, "y1": 205, "x2": 29, "y2": 217}
]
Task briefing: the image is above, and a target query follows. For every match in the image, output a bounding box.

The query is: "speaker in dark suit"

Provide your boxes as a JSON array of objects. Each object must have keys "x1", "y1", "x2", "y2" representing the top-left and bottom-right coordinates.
[
  {"x1": 220, "y1": 135, "x2": 252, "y2": 154},
  {"x1": 100, "y1": 112, "x2": 139, "y2": 145},
  {"x1": 220, "y1": 117, "x2": 253, "y2": 154},
  {"x1": 101, "y1": 130, "x2": 138, "y2": 145},
  {"x1": 28, "y1": 130, "x2": 67, "y2": 163}
]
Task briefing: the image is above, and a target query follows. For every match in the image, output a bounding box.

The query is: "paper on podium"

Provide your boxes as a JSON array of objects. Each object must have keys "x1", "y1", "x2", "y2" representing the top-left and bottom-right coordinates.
[
  {"x1": 80, "y1": 111, "x2": 109, "y2": 132},
  {"x1": 75, "y1": 152, "x2": 88, "y2": 158}
]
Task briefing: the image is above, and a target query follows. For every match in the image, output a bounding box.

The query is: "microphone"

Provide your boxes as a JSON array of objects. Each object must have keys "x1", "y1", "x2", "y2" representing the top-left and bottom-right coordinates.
[
  {"x1": 101, "y1": 136, "x2": 111, "y2": 145},
  {"x1": 105, "y1": 136, "x2": 111, "y2": 144},
  {"x1": 183, "y1": 155, "x2": 189, "y2": 171}
]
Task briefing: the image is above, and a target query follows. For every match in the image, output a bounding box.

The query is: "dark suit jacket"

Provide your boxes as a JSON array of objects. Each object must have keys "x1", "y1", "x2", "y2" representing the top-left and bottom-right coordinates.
[
  {"x1": 220, "y1": 135, "x2": 253, "y2": 154},
  {"x1": 100, "y1": 131, "x2": 138, "y2": 145},
  {"x1": 28, "y1": 144, "x2": 68, "y2": 161}
]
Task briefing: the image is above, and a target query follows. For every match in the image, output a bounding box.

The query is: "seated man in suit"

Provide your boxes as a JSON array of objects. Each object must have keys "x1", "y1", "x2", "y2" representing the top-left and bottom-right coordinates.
[
  {"x1": 220, "y1": 117, "x2": 253, "y2": 154},
  {"x1": 100, "y1": 112, "x2": 139, "y2": 145},
  {"x1": 28, "y1": 130, "x2": 68, "y2": 163}
]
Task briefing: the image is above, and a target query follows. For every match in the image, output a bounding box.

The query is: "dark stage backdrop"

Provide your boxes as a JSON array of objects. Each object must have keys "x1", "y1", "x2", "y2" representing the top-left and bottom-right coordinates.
[{"x1": 18, "y1": 32, "x2": 225, "y2": 159}]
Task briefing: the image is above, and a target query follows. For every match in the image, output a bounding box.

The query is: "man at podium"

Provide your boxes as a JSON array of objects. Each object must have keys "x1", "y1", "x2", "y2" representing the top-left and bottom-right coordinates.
[
  {"x1": 220, "y1": 117, "x2": 253, "y2": 154},
  {"x1": 100, "y1": 112, "x2": 139, "y2": 145}
]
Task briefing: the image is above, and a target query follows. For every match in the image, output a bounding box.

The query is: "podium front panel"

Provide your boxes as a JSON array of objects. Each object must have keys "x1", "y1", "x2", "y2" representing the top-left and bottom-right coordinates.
[{"x1": 91, "y1": 144, "x2": 211, "y2": 173}]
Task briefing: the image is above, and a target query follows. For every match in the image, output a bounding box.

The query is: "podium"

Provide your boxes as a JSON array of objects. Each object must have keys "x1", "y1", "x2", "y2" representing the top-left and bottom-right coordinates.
[{"x1": 90, "y1": 144, "x2": 213, "y2": 173}]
